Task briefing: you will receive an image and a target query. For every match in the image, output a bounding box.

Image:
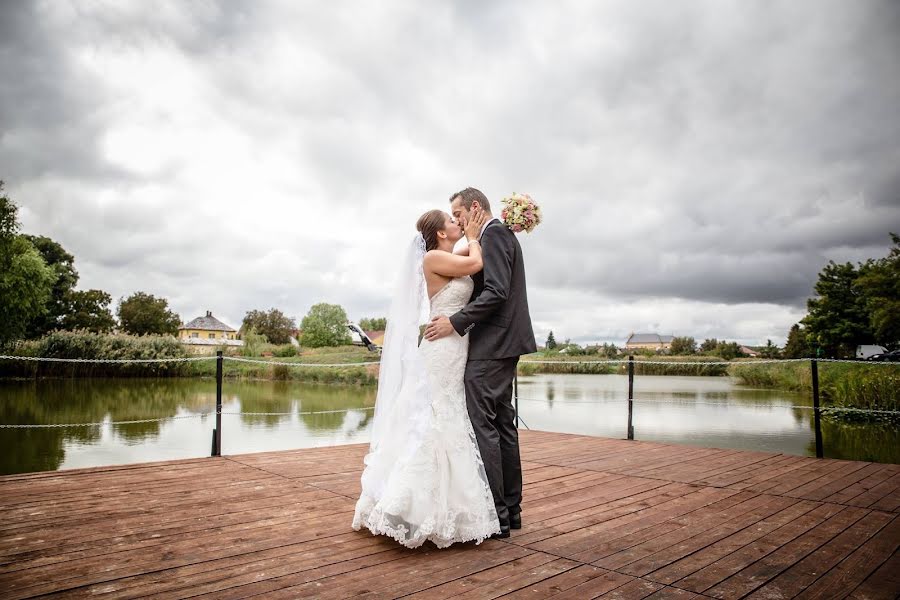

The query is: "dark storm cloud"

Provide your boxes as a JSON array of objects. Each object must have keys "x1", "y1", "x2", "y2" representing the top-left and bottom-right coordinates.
[{"x1": 2, "y1": 0, "x2": 899, "y2": 344}]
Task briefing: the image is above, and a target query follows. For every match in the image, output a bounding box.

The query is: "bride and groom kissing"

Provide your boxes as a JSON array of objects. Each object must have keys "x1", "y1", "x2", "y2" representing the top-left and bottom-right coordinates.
[{"x1": 352, "y1": 187, "x2": 537, "y2": 547}]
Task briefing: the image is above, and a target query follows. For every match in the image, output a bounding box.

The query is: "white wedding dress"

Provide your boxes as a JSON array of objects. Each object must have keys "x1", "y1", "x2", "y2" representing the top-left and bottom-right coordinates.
[{"x1": 352, "y1": 276, "x2": 501, "y2": 548}]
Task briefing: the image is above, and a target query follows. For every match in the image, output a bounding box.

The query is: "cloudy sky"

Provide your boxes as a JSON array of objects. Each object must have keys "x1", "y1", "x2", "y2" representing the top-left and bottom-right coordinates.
[{"x1": 2, "y1": 0, "x2": 898, "y2": 347}]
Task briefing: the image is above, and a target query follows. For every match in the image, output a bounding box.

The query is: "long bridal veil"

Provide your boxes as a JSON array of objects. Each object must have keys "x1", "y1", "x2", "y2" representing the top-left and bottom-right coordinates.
[{"x1": 358, "y1": 234, "x2": 432, "y2": 502}]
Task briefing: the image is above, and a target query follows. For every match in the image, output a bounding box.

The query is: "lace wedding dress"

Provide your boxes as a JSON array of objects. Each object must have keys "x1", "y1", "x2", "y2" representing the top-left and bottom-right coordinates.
[{"x1": 352, "y1": 276, "x2": 501, "y2": 548}]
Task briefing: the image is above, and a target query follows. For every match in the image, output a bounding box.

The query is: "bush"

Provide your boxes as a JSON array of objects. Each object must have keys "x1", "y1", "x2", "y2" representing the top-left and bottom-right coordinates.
[
  {"x1": 273, "y1": 344, "x2": 300, "y2": 358},
  {"x1": 0, "y1": 331, "x2": 189, "y2": 378}
]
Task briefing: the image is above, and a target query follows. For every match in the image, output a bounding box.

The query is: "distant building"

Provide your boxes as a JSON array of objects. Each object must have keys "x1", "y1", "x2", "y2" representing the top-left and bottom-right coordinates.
[
  {"x1": 625, "y1": 333, "x2": 675, "y2": 351},
  {"x1": 178, "y1": 311, "x2": 243, "y2": 349},
  {"x1": 740, "y1": 346, "x2": 759, "y2": 358}
]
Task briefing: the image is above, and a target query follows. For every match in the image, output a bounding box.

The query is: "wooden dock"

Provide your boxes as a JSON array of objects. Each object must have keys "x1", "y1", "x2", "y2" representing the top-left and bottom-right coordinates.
[{"x1": 1, "y1": 430, "x2": 898, "y2": 599}]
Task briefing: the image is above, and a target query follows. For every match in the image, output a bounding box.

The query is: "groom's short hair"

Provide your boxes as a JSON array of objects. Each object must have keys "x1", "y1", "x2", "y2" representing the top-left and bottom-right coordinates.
[{"x1": 450, "y1": 187, "x2": 491, "y2": 213}]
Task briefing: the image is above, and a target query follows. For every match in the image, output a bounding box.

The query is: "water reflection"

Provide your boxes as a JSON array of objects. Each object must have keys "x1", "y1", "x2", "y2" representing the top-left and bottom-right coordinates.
[
  {"x1": 516, "y1": 374, "x2": 899, "y2": 464},
  {"x1": 0, "y1": 374, "x2": 896, "y2": 475},
  {"x1": 0, "y1": 379, "x2": 375, "y2": 474}
]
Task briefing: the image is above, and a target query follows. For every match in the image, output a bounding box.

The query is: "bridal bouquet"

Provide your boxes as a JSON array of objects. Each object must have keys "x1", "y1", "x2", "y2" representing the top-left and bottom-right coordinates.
[{"x1": 501, "y1": 192, "x2": 542, "y2": 233}]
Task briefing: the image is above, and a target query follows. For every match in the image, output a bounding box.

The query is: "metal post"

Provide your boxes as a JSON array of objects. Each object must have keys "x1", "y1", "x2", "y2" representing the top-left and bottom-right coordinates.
[
  {"x1": 212, "y1": 350, "x2": 223, "y2": 457},
  {"x1": 514, "y1": 372, "x2": 519, "y2": 428},
  {"x1": 627, "y1": 355, "x2": 635, "y2": 440},
  {"x1": 812, "y1": 359, "x2": 823, "y2": 458}
]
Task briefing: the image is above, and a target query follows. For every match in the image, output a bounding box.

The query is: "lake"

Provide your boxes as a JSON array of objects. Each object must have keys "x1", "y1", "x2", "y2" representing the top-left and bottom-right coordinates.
[{"x1": 1, "y1": 374, "x2": 897, "y2": 475}]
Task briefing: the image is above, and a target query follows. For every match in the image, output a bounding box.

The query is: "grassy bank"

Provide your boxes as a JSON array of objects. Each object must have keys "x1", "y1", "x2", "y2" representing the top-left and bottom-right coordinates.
[
  {"x1": 0, "y1": 332, "x2": 377, "y2": 386},
  {"x1": 518, "y1": 355, "x2": 727, "y2": 376},
  {"x1": 729, "y1": 360, "x2": 900, "y2": 421}
]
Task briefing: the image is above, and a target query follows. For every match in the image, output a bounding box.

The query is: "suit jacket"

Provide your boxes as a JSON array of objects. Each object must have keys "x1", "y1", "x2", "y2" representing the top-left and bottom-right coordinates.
[{"x1": 450, "y1": 220, "x2": 537, "y2": 360}]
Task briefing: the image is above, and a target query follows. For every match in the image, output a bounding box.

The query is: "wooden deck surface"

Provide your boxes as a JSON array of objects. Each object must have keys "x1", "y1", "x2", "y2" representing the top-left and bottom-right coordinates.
[{"x1": 1, "y1": 430, "x2": 898, "y2": 599}]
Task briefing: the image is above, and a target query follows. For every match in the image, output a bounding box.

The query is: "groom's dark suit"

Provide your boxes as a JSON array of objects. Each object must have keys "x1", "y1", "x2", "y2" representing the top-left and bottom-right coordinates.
[{"x1": 450, "y1": 219, "x2": 537, "y2": 526}]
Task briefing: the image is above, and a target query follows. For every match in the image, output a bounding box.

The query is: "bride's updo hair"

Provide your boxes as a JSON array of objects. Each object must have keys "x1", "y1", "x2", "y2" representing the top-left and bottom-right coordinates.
[{"x1": 416, "y1": 209, "x2": 445, "y2": 252}]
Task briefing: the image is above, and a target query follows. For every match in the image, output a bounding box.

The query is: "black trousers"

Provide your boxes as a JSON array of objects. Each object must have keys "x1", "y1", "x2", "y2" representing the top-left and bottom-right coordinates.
[{"x1": 464, "y1": 357, "x2": 522, "y2": 525}]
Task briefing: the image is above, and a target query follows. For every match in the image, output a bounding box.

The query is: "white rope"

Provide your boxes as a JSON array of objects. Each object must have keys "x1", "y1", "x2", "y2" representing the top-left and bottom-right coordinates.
[
  {"x1": 0, "y1": 355, "x2": 213, "y2": 364},
  {"x1": 222, "y1": 356, "x2": 380, "y2": 367},
  {"x1": 1, "y1": 354, "x2": 895, "y2": 367},
  {"x1": 0, "y1": 413, "x2": 213, "y2": 428},
  {"x1": 515, "y1": 396, "x2": 900, "y2": 415},
  {"x1": 0, "y1": 407, "x2": 376, "y2": 428},
  {"x1": 219, "y1": 407, "x2": 375, "y2": 417},
  {"x1": 520, "y1": 358, "x2": 899, "y2": 366}
]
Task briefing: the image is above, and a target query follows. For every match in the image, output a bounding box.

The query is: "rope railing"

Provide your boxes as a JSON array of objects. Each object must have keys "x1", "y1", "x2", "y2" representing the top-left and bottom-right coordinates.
[
  {"x1": 514, "y1": 395, "x2": 900, "y2": 415},
  {"x1": 2, "y1": 354, "x2": 898, "y2": 367},
  {"x1": 3, "y1": 351, "x2": 897, "y2": 460},
  {"x1": 0, "y1": 354, "x2": 214, "y2": 364},
  {"x1": 0, "y1": 406, "x2": 376, "y2": 428}
]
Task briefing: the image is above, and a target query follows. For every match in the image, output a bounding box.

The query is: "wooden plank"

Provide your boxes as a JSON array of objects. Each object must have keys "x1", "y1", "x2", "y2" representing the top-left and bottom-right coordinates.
[
  {"x1": 701, "y1": 505, "x2": 868, "y2": 598},
  {"x1": 793, "y1": 514, "x2": 900, "y2": 599},
  {"x1": 596, "y1": 495, "x2": 800, "y2": 574},
  {"x1": 0, "y1": 430, "x2": 897, "y2": 598},
  {"x1": 746, "y1": 510, "x2": 895, "y2": 599},
  {"x1": 674, "y1": 502, "x2": 849, "y2": 594},
  {"x1": 847, "y1": 547, "x2": 900, "y2": 599},
  {"x1": 643, "y1": 499, "x2": 821, "y2": 585}
]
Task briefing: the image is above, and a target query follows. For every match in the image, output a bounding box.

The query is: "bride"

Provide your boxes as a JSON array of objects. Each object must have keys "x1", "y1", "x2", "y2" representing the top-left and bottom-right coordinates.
[{"x1": 352, "y1": 206, "x2": 501, "y2": 548}]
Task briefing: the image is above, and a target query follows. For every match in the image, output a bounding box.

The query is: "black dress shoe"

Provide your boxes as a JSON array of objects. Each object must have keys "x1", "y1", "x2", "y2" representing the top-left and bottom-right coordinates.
[
  {"x1": 509, "y1": 513, "x2": 521, "y2": 530},
  {"x1": 490, "y1": 527, "x2": 511, "y2": 539}
]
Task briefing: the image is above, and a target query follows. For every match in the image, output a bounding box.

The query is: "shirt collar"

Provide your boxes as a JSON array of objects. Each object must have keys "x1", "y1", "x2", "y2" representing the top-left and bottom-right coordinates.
[{"x1": 479, "y1": 217, "x2": 499, "y2": 240}]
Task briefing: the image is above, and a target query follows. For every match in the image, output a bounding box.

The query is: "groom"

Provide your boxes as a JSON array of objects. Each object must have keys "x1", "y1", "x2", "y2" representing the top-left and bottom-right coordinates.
[{"x1": 424, "y1": 187, "x2": 537, "y2": 538}]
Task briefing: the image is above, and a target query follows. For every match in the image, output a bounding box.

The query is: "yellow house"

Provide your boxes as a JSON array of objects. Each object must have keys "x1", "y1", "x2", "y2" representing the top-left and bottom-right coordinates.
[
  {"x1": 625, "y1": 333, "x2": 675, "y2": 351},
  {"x1": 178, "y1": 311, "x2": 241, "y2": 345}
]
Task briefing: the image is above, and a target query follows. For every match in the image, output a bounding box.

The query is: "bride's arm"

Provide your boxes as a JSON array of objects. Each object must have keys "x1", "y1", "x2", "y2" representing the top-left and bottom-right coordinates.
[{"x1": 425, "y1": 241, "x2": 482, "y2": 277}]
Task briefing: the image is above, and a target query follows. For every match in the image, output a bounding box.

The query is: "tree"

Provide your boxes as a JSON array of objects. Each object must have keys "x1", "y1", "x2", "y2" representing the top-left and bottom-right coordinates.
[
  {"x1": 600, "y1": 343, "x2": 620, "y2": 358},
  {"x1": 546, "y1": 330, "x2": 557, "y2": 350},
  {"x1": 802, "y1": 261, "x2": 872, "y2": 357},
  {"x1": 0, "y1": 185, "x2": 56, "y2": 344},
  {"x1": 241, "y1": 308, "x2": 296, "y2": 344},
  {"x1": 759, "y1": 339, "x2": 782, "y2": 359},
  {"x1": 783, "y1": 324, "x2": 810, "y2": 358},
  {"x1": 23, "y1": 235, "x2": 78, "y2": 338},
  {"x1": 716, "y1": 341, "x2": 744, "y2": 360},
  {"x1": 669, "y1": 336, "x2": 697, "y2": 355},
  {"x1": 300, "y1": 303, "x2": 352, "y2": 347},
  {"x1": 358, "y1": 317, "x2": 387, "y2": 331},
  {"x1": 700, "y1": 338, "x2": 719, "y2": 353},
  {"x1": 856, "y1": 233, "x2": 900, "y2": 347},
  {"x1": 117, "y1": 292, "x2": 181, "y2": 336},
  {"x1": 60, "y1": 289, "x2": 116, "y2": 333}
]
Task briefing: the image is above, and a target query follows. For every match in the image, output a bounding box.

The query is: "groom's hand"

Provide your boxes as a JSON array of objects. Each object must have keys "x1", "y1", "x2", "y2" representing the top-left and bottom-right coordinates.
[{"x1": 423, "y1": 316, "x2": 454, "y2": 341}]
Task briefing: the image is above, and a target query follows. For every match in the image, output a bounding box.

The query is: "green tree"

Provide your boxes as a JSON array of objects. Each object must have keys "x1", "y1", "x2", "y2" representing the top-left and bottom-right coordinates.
[
  {"x1": 759, "y1": 339, "x2": 782, "y2": 359},
  {"x1": 358, "y1": 317, "x2": 387, "y2": 331},
  {"x1": 700, "y1": 338, "x2": 719, "y2": 353},
  {"x1": 669, "y1": 336, "x2": 697, "y2": 355},
  {"x1": 600, "y1": 343, "x2": 620, "y2": 358},
  {"x1": 856, "y1": 233, "x2": 900, "y2": 347},
  {"x1": 60, "y1": 289, "x2": 116, "y2": 333},
  {"x1": 546, "y1": 330, "x2": 557, "y2": 350},
  {"x1": 300, "y1": 303, "x2": 352, "y2": 347},
  {"x1": 240, "y1": 327, "x2": 267, "y2": 356},
  {"x1": 241, "y1": 308, "x2": 296, "y2": 345},
  {"x1": 117, "y1": 292, "x2": 181, "y2": 336},
  {"x1": 0, "y1": 185, "x2": 56, "y2": 344},
  {"x1": 23, "y1": 235, "x2": 78, "y2": 338},
  {"x1": 783, "y1": 323, "x2": 810, "y2": 359},
  {"x1": 716, "y1": 341, "x2": 744, "y2": 360},
  {"x1": 802, "y1": 261, "x2": 872, "y2": 357}
]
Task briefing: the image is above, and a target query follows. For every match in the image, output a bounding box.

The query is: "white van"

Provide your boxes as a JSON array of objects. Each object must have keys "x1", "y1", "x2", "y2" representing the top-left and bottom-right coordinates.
[{"x1": 856, "y1": 345, "x2": 887, "y2": 360}]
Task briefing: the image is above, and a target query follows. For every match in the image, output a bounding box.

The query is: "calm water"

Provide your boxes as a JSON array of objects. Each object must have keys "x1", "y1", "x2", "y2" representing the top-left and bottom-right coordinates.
[{"x1": 1, "y1": 375, "x2": 897, "y2": 474}]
